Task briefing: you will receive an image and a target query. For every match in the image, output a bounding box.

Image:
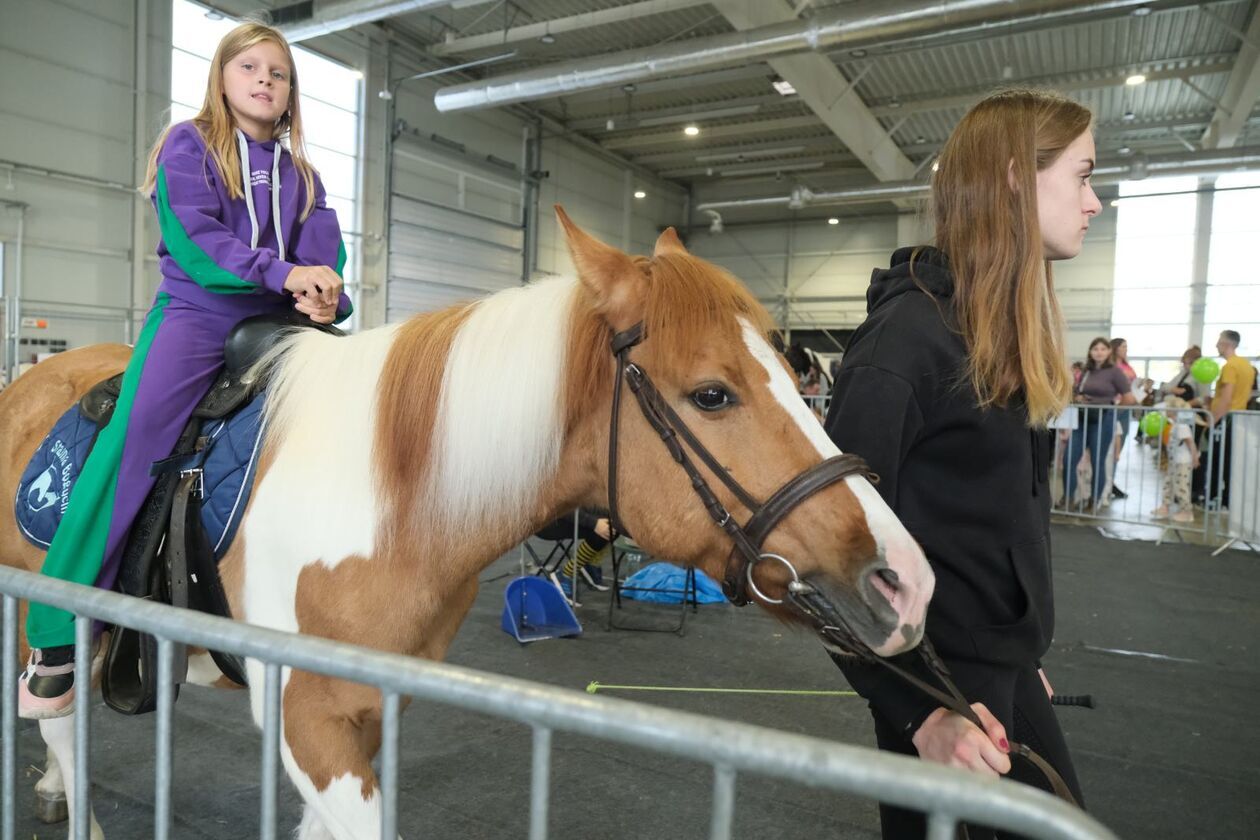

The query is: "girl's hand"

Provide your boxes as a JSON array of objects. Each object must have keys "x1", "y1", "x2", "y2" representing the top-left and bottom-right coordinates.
[
  {"x1": 293, "y1": 292, "x2": 337, "y2": 324},
  {"x1": 284, "y1": 265, "x2": 343, "y2": 307},
  {"x1": 912, "y1": 704, "x2": 1011, "y2": 779}
]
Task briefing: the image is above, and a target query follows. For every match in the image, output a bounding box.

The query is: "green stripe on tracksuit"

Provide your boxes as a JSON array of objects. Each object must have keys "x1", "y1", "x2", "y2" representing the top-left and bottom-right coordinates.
[{"x1": 26, "y1": 293, "x2": 171, "y2": 649}]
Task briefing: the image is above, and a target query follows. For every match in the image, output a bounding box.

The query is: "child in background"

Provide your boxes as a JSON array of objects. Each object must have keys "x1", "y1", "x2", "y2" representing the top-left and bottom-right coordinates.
[{"x1": 1152, "y1": 396, "x2": 1200, "y2": 523}]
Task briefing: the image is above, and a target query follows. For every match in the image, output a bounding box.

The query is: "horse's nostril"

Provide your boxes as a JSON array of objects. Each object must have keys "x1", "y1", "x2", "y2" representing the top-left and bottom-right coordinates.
[{"x1": 874, "y1": 567, "x2": 900, "y2": 590}]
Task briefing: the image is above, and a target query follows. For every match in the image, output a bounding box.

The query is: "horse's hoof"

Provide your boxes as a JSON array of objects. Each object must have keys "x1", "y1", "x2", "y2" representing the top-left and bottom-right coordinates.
[{"x1": 34, "y1": 788, "x2": 69, "y2": 824}]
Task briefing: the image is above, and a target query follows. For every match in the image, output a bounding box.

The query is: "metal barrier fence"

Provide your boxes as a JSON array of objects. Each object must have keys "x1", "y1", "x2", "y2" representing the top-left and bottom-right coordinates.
[
  {"x1": 0, "y1": 565, "x2": 1116, "y2": 840},
  {"x1": 1050, "y1": 403, "x2": 1258, "y2": 553}
]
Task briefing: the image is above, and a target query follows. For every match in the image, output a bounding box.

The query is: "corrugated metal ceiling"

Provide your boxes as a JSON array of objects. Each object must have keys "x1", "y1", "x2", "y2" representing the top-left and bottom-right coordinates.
[{"x1": 385, "y1": 0, "x2": 1260, "y2": 188}]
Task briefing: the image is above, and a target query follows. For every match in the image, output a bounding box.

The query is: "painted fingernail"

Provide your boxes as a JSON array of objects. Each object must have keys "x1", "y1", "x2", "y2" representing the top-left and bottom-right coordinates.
[{"x1": 999, "y1": 738, "x2": 1009, "y2": 752}]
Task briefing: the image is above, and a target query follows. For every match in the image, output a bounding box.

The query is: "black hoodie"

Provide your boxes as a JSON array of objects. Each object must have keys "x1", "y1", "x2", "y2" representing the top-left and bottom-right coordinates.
[{"x1": 823, "y1": 246, "x2": 1055, "y2": 735}]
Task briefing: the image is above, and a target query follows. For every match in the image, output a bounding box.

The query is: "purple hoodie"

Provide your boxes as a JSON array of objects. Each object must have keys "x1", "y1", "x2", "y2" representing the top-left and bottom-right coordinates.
[{"x1": 151, "y1": 121, "x2": 351, "y2": 321}]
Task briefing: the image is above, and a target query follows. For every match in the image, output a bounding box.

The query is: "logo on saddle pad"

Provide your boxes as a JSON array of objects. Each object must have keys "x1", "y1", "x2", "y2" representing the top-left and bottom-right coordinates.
[{"x1": 26, "y1": 440, "x2": 73, "y2": 515}]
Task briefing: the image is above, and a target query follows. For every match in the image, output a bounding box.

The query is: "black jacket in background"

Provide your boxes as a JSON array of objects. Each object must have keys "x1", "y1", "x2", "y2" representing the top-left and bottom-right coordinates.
[{"x1": 823, "y1": 246, "x2": 1055, "y2": 734}]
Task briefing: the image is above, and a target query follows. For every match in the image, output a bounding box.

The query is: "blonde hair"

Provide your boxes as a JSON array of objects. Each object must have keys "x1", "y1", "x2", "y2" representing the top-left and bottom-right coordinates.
[
  {"x1": 929, "y1": 89, "x2": 1091, "y2": 427},
  {"x1": 141, "y1": 21, "x2": 317, "y2": 220}
]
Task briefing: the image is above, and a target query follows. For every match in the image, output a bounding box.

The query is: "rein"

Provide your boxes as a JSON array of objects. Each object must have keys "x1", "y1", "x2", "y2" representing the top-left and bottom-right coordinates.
[{"x1": 603, "y1": 321, "x2": 1080, "y2": 817}]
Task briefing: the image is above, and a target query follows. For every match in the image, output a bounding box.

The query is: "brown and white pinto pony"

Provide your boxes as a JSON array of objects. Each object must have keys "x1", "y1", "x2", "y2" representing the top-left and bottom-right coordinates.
[{"x1": 0, "y1": 208, "x2": 932, "y2": 839}]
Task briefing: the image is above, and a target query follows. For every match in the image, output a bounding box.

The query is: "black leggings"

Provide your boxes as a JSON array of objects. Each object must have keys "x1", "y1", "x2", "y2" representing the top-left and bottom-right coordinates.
[{"x1": 870, "y1": 664, "x2": 1084, "y2": 839}]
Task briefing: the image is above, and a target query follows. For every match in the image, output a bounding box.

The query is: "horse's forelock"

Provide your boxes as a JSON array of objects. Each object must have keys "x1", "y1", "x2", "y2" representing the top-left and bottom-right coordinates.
[{"x1": 640, "y1": 253, "x2": 776, "y2": 377}]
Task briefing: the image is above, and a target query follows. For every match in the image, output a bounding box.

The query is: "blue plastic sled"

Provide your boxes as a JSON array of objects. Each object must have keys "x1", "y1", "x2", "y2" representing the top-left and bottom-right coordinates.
[{"x1": 501, "y1": 576, "x2": 582, "y2": 643}]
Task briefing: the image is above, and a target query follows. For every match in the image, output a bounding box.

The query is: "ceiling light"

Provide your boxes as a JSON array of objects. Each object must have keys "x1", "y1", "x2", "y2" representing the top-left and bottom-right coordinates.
[
  {"x1": 772, "y1": 79, "x2": 797, "y2": 96},
  {"x1": 850, "y1": 49, "x2": 867, "y2": 58},
  {"x1": 1122, "y1": 110, "x2": 1136, "y2": 122},
  {"x1": 827, "y1": 217, "x2": 839, "y2": 225},
  {"x1": 888, "y1": 98, "x2": 902, "y2": 109},
  {"x1": 1118, "y1": 146, "x2": 1132, "y2": 155},
  {"x1": 622, "y1": 84, "x2": 637, "y2": 94},
  {"x1": 1110, "y1": 199, "x2": 1121, "y2": 207},
  {"x1": 1130, "y1": 5, "x2": 1152, "y2": 16},
  {"x1": 684, "y1": 125, "x2": 700, "y2": 137},
  {"x1": 605, "y1": 118, "x2": 615, "y2": 131},
  {"x1": 1125, "y1": 73, "x2": 1146, "y2": 86},
  {"x1": 538, "y1": 33, "x2": 556, "y2": 44},
  {"x1": 633, "y1": 190, "x2": 646, "y2": 199},
  {"x1": 931, "y1": 160, "x2": 939, "y2": 172},
  {"x1": 915, "y1": 135, "x2": 926, "y2": 144},
  {"x1": 204, "y1": 9, "x2": 224, "y2": 19}
]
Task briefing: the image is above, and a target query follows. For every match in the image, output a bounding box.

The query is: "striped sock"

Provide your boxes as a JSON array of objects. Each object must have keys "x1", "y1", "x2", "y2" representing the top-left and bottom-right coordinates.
[{"x1": 561, "y1": 540, "x2": 604, "y2": 578}]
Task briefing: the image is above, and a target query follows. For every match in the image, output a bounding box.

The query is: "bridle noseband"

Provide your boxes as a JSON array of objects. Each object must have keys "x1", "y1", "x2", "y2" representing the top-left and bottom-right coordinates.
[{"x1": 603, "y1": 321, "x2": 1080, "y2": 816}]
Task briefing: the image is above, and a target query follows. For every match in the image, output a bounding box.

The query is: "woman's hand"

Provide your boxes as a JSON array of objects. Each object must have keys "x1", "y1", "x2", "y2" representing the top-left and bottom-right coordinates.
[
  {"x1": 594, "y1": 518, "x2": 612, "y2": 540},
  {"x1": 284, "y1": 265, "x2": 343, "y2": 308},
  {"x1": 912, "y1": 704, "x2": 1012, "y2": 779},
  {"x1": 1038, "y1": 668, "x2": 1053, "y2": 698}
]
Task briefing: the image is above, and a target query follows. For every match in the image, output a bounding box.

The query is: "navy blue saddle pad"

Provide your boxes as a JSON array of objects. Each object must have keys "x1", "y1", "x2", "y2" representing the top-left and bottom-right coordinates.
[{"x1": 15, "y1": 392, "x2": 267, "y2": 560}]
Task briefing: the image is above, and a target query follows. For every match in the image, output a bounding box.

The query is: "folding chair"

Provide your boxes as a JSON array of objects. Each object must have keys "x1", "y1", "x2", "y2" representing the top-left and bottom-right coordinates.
[{"x1": 605, "y1": 539, "x2": 698, "y2": 636}]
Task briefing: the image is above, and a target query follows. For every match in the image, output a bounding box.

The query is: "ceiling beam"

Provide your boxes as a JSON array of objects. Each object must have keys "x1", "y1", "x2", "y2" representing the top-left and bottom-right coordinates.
[
  {"x1": 429, "y1": 0, "x2": 710, "y2": 56},
  {"x1": 278, "y1": 0, "x2": 452, "y2": 43},
  {"x1": 867, "y1": 54, "x2": 1238, "y2": 118},
  {"x1": 567, "y1": 93, "x2": 791, "y2": 132},
  {"x1": 602, "y1": 115, "x2": 825, "y2": 150},
  {"x1": 714, "y1": 0, "x2": 915, "y2": 182},
  {"x1": 1202, "y1": 4, "x2": 1260, "y2": 148}
]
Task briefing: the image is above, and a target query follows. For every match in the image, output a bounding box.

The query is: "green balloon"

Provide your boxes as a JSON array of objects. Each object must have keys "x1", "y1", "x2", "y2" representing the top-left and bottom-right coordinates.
[
  {"x1": 1140, "y1": 412, "x2": 1166, "y2": 438},
  {"x1": 1191, "y1": 357, "x2": 1220, "y2": 383}
]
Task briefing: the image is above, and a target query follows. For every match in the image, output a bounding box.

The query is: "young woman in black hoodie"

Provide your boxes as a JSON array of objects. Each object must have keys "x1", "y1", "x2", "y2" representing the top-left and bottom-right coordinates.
[{"x1": 823, "y1": 89, "x2": 1101, "y2": 838}]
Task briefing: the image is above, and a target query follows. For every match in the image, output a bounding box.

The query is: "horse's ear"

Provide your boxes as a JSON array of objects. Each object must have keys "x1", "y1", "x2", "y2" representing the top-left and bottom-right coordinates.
[
  {"x1": 555, "y1": 205, "x2": 645, "y2": 329},
  {"x1": 653, "y1": 227, "x2": 688, "y2": 257}
]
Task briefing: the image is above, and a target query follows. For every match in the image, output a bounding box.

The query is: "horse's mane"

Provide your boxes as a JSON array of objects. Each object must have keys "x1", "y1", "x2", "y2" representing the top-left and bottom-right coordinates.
[{"x1": 258, "y1": 251, "x2": 777, "y2": 547}]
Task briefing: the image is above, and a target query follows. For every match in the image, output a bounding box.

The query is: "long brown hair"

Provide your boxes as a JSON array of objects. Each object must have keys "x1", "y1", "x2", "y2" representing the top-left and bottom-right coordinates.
[
  {"x1": 930, "y1": 89, "x2": 1091, "y2": 426},
  {"x1": 141, "y1": 22, "x2": 317, "y2": 220}
]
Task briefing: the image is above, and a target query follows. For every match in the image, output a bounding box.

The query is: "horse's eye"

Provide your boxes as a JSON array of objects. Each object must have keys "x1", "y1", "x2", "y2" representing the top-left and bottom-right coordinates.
[{"x1": 691, "y1": 385, "x2": 732, "y2": 412}]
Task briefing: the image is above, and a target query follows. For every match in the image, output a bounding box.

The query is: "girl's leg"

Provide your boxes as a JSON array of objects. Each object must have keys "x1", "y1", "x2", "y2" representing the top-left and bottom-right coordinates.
[{"x1": 21, "y1": 297, "x2": 232, "y2": 716}]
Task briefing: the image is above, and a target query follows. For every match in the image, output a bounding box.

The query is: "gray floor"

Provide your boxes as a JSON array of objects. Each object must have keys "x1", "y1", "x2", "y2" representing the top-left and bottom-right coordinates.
[{"x1": 9, "y1": 524, "x2": 1259, "y2": 839}]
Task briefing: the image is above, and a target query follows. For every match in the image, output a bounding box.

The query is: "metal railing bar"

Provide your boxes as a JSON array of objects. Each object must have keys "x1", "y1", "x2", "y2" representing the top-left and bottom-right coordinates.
[
  {"x1": 709, "y1": 764, "x2": 736, "y2": 840},
  {"x1": 154, "y1": 638, "x2": 174, "y2": 840},
  {"x1": 380, "y1": 691, "x2": 400, "y2": 840},
  {"x1": 2, "y1": 595, "x2": 16, "y2": 840},
  {"x1": 72, "y1": 615, "x2": 91, "y2": 840},
  {"x1": 0, "y1": 565, "x2": 1114, "y2": 840},
  {"x1": 529, "y1": 725, "x2": 551, "y2": 840},
  {"x1": 927, "y1": 811, "x2": 959, "y2": 840},
  {"x1": 260, "y1": 662, "x2": 281, "y2": 840}
]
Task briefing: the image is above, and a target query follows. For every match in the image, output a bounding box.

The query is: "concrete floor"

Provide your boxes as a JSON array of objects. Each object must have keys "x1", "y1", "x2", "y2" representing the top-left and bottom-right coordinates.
[{"x1": 8, "y1": 524, "x2": 1259, "y2": 839}]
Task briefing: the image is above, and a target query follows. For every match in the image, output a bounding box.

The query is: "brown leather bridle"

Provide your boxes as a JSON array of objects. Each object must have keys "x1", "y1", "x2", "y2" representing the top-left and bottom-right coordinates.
[
  {"x1": 605, "y1": 321, "x2": 872, "y2": 607},
  {"x1": 604, "y1": 322, "x2": 1081, "y2": 818}
]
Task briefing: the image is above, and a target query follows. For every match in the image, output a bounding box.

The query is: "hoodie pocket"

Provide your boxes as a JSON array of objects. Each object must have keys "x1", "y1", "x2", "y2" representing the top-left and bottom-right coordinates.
[{"x1": 966, "y1": 538, "x2": 1054, "y2": 664}]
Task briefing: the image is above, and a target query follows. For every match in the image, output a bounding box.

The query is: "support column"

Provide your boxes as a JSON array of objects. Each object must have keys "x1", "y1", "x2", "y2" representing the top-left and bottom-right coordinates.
[
  {"x1": 1188, "y1": 176, "x2": 1215, "y2": 349},
  {"x1": 130, "y1": 0, "x2": 149, "y2": 345}
]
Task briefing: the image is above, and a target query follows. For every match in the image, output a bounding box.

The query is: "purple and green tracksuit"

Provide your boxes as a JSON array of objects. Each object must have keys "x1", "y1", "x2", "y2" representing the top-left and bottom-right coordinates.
[{"x1": 26, "y1": 122, "x2": 352, "y2": 649}]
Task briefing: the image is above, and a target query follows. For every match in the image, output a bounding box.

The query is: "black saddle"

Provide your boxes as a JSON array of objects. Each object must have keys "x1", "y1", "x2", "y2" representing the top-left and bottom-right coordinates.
[{"x1": 85, "y1": 313, "x2": 342, "y2": 715}]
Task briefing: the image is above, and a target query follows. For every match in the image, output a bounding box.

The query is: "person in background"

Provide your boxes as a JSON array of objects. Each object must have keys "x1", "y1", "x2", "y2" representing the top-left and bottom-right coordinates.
[
  {"x1": 1108, "y1": 337, "x2": 1137, "y2": 499},
  {"x1": 1205, "y1": 330, "x2": 1258, "y2": 509},
  {"x1": 1163, "y1": 346, "x2": 1207, "y2": 406},
  {"x1": 1151, "y1": 396, "x2": 1200, "y2": 524},
  {"x1": 823, "y1": 89, "x2": 1097, "y2": 839},
  {"x1": 1071, "y1": 360, "x2": 1084, "y2": 387},
  {"x1": 1067, "y1": 338, "x2": 1137, "y2": 510}
]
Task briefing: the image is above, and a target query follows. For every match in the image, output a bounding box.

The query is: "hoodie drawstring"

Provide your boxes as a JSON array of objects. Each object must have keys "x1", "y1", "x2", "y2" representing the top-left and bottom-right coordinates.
[{"x1": 234, "y1": 128, "x2": 285, "y2": 260}]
